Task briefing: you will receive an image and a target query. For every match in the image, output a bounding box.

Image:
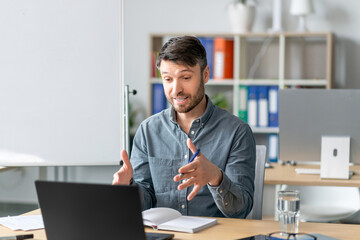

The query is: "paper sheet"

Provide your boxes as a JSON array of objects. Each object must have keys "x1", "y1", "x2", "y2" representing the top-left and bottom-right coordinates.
[{"x1": 0, "y1": 214, "x2": 44, "y2": 231}]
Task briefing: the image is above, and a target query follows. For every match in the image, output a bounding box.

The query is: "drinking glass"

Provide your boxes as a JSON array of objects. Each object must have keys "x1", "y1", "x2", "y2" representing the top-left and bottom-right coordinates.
[{"x1": 277, "y1": 190, "x2": 300, "y2": 234}]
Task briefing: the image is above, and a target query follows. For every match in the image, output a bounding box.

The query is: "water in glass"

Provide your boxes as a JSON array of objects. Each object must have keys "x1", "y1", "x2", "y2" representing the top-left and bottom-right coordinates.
[{"x1": 277, "y1": 191, "x2": 300, "y2": 234}]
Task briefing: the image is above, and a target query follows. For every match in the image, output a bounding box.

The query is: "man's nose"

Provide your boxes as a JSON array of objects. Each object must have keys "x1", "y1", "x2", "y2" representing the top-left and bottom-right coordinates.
[{"x1": 171, "y1": 80, "x2": 183, "y2": 95}]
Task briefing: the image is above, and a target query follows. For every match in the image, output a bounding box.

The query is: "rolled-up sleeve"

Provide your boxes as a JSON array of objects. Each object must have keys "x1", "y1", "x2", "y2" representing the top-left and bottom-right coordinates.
[{"x1": 207, "y1": 124, "x2": 256, "y2": 218}]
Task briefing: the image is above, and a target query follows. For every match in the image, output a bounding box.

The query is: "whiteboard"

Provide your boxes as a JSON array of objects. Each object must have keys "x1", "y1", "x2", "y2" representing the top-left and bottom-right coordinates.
[{"x1": 0, "y1": 0, "x2": 123, "y2": 166}]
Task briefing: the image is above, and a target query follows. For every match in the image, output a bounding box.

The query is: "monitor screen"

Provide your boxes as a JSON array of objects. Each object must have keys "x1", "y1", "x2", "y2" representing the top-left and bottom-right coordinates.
[{"x1": 279, "y1": 89, "x2": 360, "y2": 164}]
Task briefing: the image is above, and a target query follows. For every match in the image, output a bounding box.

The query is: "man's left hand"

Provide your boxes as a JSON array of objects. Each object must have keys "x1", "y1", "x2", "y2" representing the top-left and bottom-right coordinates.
[{"x1": 173, "y1": 138, "x2": 223, "y2": 201}]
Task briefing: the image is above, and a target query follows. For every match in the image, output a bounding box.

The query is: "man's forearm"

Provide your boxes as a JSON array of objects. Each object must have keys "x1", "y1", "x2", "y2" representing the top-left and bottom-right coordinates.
[{"x1": 208, "y1": 172, "x2": 253, "y2": 218}]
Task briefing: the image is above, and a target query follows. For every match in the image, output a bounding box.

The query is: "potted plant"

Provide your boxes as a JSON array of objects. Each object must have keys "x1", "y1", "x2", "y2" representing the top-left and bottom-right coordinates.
[{"x1": 227, "y1": 0, "x2": 257, "y2": 33}]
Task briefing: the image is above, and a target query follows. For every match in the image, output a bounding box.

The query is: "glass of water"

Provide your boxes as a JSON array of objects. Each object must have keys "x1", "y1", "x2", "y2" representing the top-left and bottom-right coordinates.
[{"x1": 277, "y1": 190, "x2": 300, "y2": 235}]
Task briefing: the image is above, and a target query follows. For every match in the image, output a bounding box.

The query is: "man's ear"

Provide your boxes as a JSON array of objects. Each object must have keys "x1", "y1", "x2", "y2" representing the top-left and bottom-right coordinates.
[{"x1": 203, "y1": 65, "x2": 210, "y2": 83}]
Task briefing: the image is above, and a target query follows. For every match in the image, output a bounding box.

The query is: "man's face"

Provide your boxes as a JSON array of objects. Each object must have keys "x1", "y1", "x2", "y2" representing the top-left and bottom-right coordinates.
[{"x1": 159, "y1": 60, "x2": 208, "y2": 113}]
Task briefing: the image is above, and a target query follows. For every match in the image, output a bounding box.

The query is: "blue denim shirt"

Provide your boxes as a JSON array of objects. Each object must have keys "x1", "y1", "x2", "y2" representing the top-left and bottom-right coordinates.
[{"x1": 131, "y1": 96, "x2": 256, "y2": 218}]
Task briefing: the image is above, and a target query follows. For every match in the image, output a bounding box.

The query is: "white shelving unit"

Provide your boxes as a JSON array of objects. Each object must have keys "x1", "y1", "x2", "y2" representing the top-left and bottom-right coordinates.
[{"x1": 149, "y1": 32, "x2": 333, "y2": 136}]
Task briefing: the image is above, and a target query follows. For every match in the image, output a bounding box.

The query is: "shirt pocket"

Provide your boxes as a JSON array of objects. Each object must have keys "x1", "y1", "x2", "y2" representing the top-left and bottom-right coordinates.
[{"x1": 148, "y1": 157, "x2": 182, "y2": 193}]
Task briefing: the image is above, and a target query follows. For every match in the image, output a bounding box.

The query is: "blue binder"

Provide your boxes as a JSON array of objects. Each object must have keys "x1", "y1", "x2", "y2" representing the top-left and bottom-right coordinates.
[
  {"x1": 247, "y1": 86, "x2": 258, "y2": 127},
  {"x1": 268, "y1": 134, "x2": 279, "y2": 162},
  {"x1": 198, "y1": 37, "x2": 214, "y2": 79},
  {"x1": 268, "y1": 86, "x2": 279, "y2": 127},
  {"x1": 257, "y1": 86, "x2": 269, "y2": 127},
  {"x1": 152, "y1": 83, "x2": 167, "y2": 115}
]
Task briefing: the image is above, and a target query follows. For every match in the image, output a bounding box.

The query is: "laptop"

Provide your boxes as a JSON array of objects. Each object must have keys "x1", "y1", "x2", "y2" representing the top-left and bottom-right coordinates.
[{"x1": 35, "y1": 180, "x2": 174, "y2": 240}]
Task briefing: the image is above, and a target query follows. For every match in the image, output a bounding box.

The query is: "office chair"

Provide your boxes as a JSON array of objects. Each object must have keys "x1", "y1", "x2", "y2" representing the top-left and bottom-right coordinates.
[
  {"x1": 247, "y1": 145, "x2": 267, "y2": 220},
  {"x1": 281, "y1": 185, "x2": 360, "y2": 222}
]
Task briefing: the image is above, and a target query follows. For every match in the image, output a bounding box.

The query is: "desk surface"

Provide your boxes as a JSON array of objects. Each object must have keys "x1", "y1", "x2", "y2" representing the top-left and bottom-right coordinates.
[
  {"x1": 264, "y1": 163, "x2": 360, "y2": 187},
  {"x1": 0, "y1": 209, "x2": 359, "y2": 240},
  {"x1": 0, "y1": 167, "x2": 15, "y2": 173}
]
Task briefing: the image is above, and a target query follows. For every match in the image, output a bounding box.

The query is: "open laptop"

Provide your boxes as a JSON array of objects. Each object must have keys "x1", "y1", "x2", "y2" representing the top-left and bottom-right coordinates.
[{"x1": 35, "y1": 180, "x2": 174, "y2": 240}]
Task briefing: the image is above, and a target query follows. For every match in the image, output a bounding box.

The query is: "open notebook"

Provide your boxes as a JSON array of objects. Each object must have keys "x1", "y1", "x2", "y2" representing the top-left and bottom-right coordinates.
[{"x1": 142, "y1": 207, "x2": 217, "y2": 233}]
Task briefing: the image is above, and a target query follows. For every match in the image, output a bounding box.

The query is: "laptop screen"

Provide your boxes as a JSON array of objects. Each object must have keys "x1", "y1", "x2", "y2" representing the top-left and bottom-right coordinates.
[{"x1": 35, "y1": 181, "x2": 173, "y2": 240}]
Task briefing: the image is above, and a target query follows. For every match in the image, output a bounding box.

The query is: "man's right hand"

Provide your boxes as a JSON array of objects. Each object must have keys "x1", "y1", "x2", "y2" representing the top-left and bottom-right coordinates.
[{"x1": 112, "y1": 150, "x2": 133, "y2": 185}]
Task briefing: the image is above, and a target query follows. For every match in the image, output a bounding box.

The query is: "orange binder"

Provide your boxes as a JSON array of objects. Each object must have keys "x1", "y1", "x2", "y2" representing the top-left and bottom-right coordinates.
[{"x1": 213, "y1": 38, "x2": 234, "y2": 80}]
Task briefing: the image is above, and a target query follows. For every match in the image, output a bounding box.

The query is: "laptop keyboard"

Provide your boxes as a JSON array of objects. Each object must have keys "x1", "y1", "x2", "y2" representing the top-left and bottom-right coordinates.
[{"x1": 146, "y1": 232, "x2": 174, "y2": 240}]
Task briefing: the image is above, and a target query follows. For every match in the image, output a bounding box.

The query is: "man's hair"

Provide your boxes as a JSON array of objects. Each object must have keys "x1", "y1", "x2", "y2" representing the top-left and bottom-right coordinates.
[{"x1": 156, "y1": 36, "x2": 207, "y2": 73}]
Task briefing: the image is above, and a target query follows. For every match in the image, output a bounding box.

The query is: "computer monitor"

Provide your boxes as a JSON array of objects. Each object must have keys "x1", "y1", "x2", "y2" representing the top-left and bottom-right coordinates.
[{"x1": 279, "y1": 89, "x2": 360, "y2": 164}]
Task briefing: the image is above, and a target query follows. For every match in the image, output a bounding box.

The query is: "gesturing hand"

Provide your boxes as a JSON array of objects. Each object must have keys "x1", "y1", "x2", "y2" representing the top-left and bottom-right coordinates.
[
  {"x1": 173, "y1": 138, "x2": 223, "y2": 201},
  {"x1": 112, "y1": 150, "x2": 133, "y2": 185}
]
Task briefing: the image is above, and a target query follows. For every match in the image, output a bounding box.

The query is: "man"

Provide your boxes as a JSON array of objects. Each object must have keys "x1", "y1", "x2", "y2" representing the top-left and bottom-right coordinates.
[{"x1": 113, "y1": 36, "x2": 256, "y2": 218}]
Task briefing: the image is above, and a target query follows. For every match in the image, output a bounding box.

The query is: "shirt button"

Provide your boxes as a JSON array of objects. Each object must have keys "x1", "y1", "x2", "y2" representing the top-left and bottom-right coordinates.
[
  {"x1": 196, "y1": 119, "x2": 200, "y2": 122},
  {"x1": 181, "y1": 204, "x2": 185, "y2": 209},
  {"x1": 184, "y1": 155, "x2": 187, "y2": 159},
  {"x1": 225, "y1": 202, "x2": 228, "y2": 206},
  {"x1": 191, "y1": 130, "x2": 195, "y2": 135},
  {"x1": 201, "y1": 123, "x2": 204, "y2": 126},
  {"x1": 219, "y1": 189, "x2": 223, "y2": 194}
]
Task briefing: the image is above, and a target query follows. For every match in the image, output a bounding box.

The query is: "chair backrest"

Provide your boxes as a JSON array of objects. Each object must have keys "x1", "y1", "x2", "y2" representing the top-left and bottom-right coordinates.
[{"x1": 247, "y1": 145, "x2": 267, "y2": 220}]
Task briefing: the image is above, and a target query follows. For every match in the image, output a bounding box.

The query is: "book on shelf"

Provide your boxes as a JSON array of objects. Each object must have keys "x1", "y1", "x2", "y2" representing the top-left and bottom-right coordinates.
[
  {"x1": 151, "y1": 51, "x2": 156, "y2": 78},
  {"x1": 268, "y1": 134, "x2": 278, "y2": 162},
  {"x1": 240, "y1": 85, "x2": 279, "y2": 128},
  {"x1": 198, "y1": 37, "x2": 214, "y2": 79},
  {"x1": 142, "y1": 207, "x2": 217, "y2": 233},
  {"x1": 238, "y1": 85, "x2": 248, "y2": 122},
  {"x1": 247, "y1": 86, "x2": 258, "y2": 127},
  {"x1": 268, "y1": 86, "x2": 279, "y2": 127},
  {"x1": 151, "y1": 51, "x2": 161, "y2": 78},
  {"x1": 213, "y1": 38, "x2": 234, "y2": 80},
  {"x1": 257, "y1": 86, "x2": 269, "y2": 127},
  {"x1": 152, "y1": 83, "x2": 167, "y2": 115}
]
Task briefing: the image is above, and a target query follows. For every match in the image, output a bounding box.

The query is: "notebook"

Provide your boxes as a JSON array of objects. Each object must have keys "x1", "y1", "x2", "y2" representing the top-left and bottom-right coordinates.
[
  {"x1": 35, "y1": 180, "x2": 174, "y2": 240},
  {"x1": 142, "y1": 207, "x2": 217, "y2": 233}
]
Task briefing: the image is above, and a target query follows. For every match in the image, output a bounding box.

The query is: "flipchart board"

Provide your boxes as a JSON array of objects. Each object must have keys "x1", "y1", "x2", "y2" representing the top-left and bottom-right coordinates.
[{"x1": 0, "y1": 0, "x2": 124, "y2": 166}]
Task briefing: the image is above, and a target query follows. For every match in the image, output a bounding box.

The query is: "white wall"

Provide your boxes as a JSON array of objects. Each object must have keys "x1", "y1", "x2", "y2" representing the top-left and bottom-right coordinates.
[{"x1": 2, "y1": 1, "x2": 360, "y2": 216}]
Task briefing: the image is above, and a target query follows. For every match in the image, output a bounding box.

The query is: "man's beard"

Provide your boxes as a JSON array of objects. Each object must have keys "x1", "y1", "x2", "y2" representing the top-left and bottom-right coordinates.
[{"x1": 167, "y1": 77, "x2": 205, "y2": 114}]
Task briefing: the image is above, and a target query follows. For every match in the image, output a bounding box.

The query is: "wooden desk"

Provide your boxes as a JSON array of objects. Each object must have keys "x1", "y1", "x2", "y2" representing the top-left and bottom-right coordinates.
[
  {"x1": 1, "y1": 209, "x2": 359, "y2": 240},
  {"x1": 264, "y1": 163, "x2": 360, "y2": 187},
  {"x1": 264, "y1": 163, "x2": 360, "y2": 221},
  {"x1": 0, "y1": 167, "x2": 16, "y2": 173}
]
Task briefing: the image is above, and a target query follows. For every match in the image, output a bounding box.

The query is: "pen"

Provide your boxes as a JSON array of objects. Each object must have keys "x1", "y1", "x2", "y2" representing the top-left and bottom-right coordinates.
[
  {"x1": 180, "y1": 149, "x2": 200, "y2": 176},
  {"x1": 0, "y1": 234, "x2": 34, "y2": 240},
  {"x1": 188, "y1": 148, "x2": 200, "y2": 164}
]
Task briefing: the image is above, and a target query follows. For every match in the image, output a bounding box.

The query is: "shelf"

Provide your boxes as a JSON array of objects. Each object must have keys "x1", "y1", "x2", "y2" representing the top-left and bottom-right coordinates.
[
  {"x1": 152, "y1": 78, "x2": 280, "y2": 86},
  {"x1": 283, "y1": 79, "x2": 328, "y2": 87},
  {"x1": 150, "y1": 78, "x2": 162, "y2": 84},
  {"x1": 251, "y1": 127, "x2": 279, "y2": 134},
  {"x1": 237, "y1": 79, "x2": 280, "y2": 86},
  {"x1": 150, "y1": 32, "x2": 332, "y2": 38},
  {"x1": 206, "y1": 80, "x2": 235, "y2": 86},
  {"x1": 152, "y1": 78, "x2": 328, "y2": 87}
]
